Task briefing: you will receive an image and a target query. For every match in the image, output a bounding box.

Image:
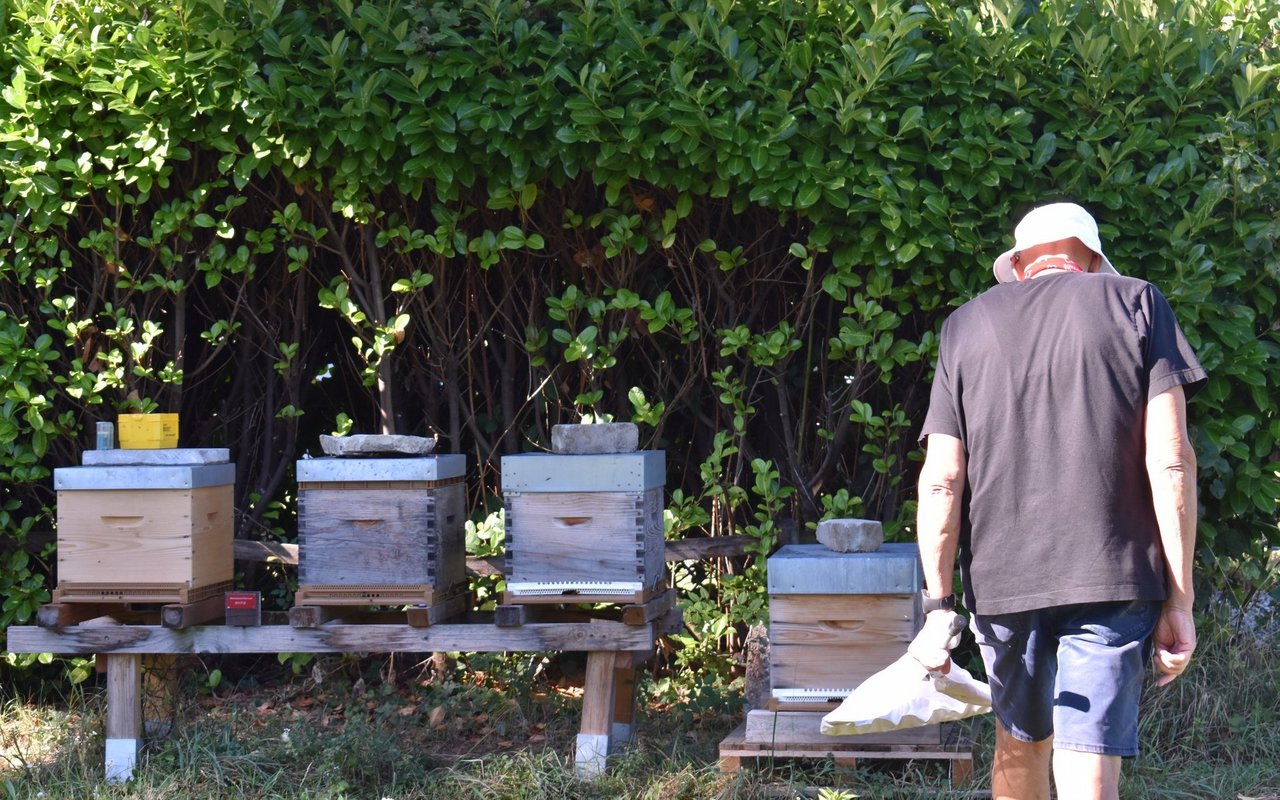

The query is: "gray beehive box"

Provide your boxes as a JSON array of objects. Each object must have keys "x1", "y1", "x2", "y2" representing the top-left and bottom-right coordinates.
[
  {"x1": 295, "y1": 454, "x2": 467, "y2": 605},
  {"x1": 767, "y1": 543, "x2": 928, "y2": 720}
]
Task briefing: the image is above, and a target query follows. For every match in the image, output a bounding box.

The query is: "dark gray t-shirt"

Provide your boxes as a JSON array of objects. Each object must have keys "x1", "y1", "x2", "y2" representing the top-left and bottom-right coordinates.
[{"x1": 920, "y1": 273, "x2": 1207, "y2": 615}]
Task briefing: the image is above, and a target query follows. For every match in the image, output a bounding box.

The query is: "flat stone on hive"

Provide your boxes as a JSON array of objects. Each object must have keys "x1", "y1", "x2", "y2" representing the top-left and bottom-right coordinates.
[
  {"x1": 551, "y1": 423, "x2": 638, "y2": 455},
  {"x1": 82, "y1": 448, "x2": 230, "y2": 466},
  {"x1": 816, "y1": 518, "x2": 884, "y2": 553},
  {"x1": 319, "y1": 434, "x2": 437, "y2": 457}
]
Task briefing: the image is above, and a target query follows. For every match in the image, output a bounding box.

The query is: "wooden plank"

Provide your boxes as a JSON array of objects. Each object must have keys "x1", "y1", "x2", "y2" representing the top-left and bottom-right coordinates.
[
  {"x1": 621, "y1": 588, "x2": 676, "y2": 626},
  {"x1": 287, "y1": 606, "x2": 340, "y2": 628},
  {"x1": 234, "y1": 540, "x2": 299, "y2": 565},
  {"x1": 405, "y1": 588, "x2": 469, "y2": 629},
  {"x1": 580, "y1": 651, "x2": 616, "y2": 736},
  {"x1": 466, "y1": 555, "x2": 503, "y2": 577},
  {"x1": 655, "y1": 607, "x2": 684, "y2": 636},
  {"x1": 745, "y1": 710, "x2": 943, "y2": 746},
  {"x1": 160, "y1": 595, "x2": 228, "y2": 629},
  {"x1": 105, "y1": 653, "x2": 142, "y2": 740},
  {"x1": 5, "y1": 621, "x2": 657, "y2": 654},
  {"x1": 104, "y1": 653, "x2": 142, "y2": 782},
  {"x1": 612, "y1": 665, "x2": 638, "y2": 726},
  {"x1": 38, "y1": 603, "x2": 110, "y2": 628},
  {"x1": 663, "y1": 534, "x2": 753, "y2": 562},
  {"x1": 719, "y1": 721, "x2": 972, "y2": 760},
  {"x1": 494, "y1": 605, "x2": 528, "y2": 627}
]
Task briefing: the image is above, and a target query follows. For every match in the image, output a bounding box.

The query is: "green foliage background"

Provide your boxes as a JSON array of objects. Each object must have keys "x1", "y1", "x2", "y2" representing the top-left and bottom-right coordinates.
[{"x1": 2, "y1": 0, "x2": 1278, "y2": 674}]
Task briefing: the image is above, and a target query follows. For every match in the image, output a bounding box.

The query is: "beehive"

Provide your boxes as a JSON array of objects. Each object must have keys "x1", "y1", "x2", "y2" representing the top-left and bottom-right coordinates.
[
  {"x1": 501, "y1": 451, "x2": 665, "y2": 601},
  {"x1": 767, "y1": 543, "x2": 924, "y2": 706},
  {"x1": 54, "y1": 450, "x2": 235, "y2": 603},
  {"x1": 295, "y1": 455, "x2": 466, "y2": 604}
]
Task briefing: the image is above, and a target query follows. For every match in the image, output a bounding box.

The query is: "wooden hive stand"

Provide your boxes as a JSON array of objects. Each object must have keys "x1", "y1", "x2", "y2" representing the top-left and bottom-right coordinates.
[{"x1": 718, "y1": 713, "x2": 976, "y2": 788}]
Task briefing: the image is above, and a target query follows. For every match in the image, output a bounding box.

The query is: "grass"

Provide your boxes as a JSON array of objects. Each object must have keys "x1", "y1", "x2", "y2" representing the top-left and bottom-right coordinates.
[{"x1": 2, "y1": 616, "x2": 1277, "y2": 800}]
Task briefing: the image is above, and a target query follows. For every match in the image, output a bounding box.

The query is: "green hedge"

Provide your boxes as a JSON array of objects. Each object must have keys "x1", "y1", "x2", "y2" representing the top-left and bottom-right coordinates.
[{"x1": 2, "y1": 0, "x2": 1278, "y2": 675}]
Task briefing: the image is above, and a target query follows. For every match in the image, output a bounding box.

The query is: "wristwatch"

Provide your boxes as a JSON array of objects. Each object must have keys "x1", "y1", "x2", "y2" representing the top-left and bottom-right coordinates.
[{"x1": 921, "y1": 591, "x2": 956, "y2": 614}]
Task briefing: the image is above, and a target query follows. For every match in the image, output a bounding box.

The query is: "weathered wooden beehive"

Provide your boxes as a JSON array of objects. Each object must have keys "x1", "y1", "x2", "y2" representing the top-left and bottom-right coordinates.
[
  {"x1": 501, "y1": 451, "x2": 666, "y2": 602},
  {"x1": 767, "y1": 543, "x2": 924, "y2": 707},
  {"x1": 53, "y1": 449, "x2": 235, "y2": 604},
  {"x1": 294, "y1": 454, "x2": 466, "y2": 605}
]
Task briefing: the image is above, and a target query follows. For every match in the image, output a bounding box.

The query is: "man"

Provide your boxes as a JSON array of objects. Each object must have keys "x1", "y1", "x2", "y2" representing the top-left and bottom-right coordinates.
[{"x1": 911, "y1": 202, "x2": 1206, "y2": 800}]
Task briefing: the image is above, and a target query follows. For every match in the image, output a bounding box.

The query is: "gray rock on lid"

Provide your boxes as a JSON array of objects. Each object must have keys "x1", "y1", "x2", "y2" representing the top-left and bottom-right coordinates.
[
  {"x1": 319, "y1": 434, "x2": 438, "y2": 457},
  {"x1": 82, "y1": 448, "x2": 230, "y2": 466},
  {"x1": 816, "y1": 518, "x2": 884, "y2": 553},
  {"x1": 551, "y1": 422, "x2": 639, "y2": 455}
]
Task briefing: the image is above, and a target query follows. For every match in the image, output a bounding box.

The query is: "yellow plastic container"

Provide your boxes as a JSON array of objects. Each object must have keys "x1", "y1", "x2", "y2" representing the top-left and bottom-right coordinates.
[{"x1": 117, "y1": 413, "x2": 179, "y2": 449}]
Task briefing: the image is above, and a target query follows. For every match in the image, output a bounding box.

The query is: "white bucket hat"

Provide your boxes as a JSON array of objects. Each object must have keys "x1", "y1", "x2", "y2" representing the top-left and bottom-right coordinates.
[{"x1": 992, "y1": 202, "x2": 1118, "y2": 284}]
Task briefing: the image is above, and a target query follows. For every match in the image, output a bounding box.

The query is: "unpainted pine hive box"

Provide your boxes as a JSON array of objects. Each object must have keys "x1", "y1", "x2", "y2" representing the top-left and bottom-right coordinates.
[
  {"x1": 295, "y1": 455, "x2": 466, "y2": 604},
  {"x1": 767, "y1": 543, "x2": 924, "y2": 705},
  {"x1": 500, "y1": 451, "x2": 665, "y2": 600},
  {"x1": 53, "y1": 453, "x2": 236, "y2": 603}
]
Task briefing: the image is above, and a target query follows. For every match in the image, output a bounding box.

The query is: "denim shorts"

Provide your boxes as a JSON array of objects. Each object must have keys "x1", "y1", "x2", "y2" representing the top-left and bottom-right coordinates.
[{"x1": 972, "y1": 600, "x2": 1161, "y2": 756}]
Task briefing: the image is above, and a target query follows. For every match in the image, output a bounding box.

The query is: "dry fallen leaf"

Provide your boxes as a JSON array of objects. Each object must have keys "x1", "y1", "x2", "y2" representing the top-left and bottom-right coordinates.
[{"x1": 428, "y1": 706, "x2": 446, "y2": 728}]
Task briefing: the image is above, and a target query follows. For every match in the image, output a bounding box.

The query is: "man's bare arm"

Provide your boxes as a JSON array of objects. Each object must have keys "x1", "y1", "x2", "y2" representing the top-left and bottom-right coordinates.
[
  {"x1": 916, "y1": 433, "x2": 967, "y2": 601},
  {"x1": 1145, "y1": 385, "x2": 1197, "y2": 685}
]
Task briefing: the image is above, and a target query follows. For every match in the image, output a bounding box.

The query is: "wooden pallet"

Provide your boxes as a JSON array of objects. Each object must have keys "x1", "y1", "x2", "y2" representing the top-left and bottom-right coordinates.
[
  {"x1": 42, "y1": 581, "x2": 234, "y2": 630},
  {"x1": 496, "y1": 588, "x2": 678, "y2": 627},
  {"x1": 719, "y1": 719, "x2": 975, "y2": 787},
  {"x1": 289, "y1": 583, "x2": 469, "y2": 628}
]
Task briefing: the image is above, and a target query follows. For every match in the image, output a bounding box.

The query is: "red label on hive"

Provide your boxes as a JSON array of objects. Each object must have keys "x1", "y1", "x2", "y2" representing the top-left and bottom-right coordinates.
[{"x1": 225, "y1": 592, "x2": 259, "y2": 610}]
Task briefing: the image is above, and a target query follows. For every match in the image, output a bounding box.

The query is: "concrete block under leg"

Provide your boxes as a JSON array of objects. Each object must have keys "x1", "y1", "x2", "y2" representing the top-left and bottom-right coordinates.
[
  {"x1": 105, "y1": 739, "x2": 139, "y2": 784},
  {"x1": 575, "y1": 733, "x2": 610, "y2": 778}
]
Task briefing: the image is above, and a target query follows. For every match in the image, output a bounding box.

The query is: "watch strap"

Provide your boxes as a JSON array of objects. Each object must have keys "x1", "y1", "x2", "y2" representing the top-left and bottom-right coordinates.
[{"x1": 921, "y1": 591, "x2": 956, "y2": 614}]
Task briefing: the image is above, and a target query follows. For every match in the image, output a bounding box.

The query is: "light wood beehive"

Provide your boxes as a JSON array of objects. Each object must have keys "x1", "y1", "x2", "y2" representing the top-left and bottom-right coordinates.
[{"x1": 53, "y1": 453, "x2": 235, "y2": 603}]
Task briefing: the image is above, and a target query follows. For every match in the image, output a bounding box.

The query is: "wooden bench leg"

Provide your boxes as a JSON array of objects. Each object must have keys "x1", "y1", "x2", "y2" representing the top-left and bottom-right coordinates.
[
  {"x1": 951, "y1": 754, "x2": 975, "y2": 787},
  {"x1": 610, "y1": 663, "x2": 637, "y2": 752},
  {"x1": 576, "y1": 651, "x2": 616, "y2": 778},
  {"x1": 105, "y1": 653, "x2": 142, "y2": 784}
]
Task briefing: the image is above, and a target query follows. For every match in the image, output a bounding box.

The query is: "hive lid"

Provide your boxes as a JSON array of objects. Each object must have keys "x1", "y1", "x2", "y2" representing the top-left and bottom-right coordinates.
[
  {"x1": 55, "y1": 462, "x2": 236, "y2": 490},
  {"x1": 501, "y1": 451, "x2": 665, "y2": 493},
  {"x1": 296, "y1": 454, "x2": 466, "y2": 483},
  {"x1": 767, "y1": 543, "x2": 922, "y2": 595}
]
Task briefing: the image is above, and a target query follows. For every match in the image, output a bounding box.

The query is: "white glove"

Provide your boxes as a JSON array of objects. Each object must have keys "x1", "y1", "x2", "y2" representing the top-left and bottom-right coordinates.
[{"x1": 907, "y1": 609, "x2": 965, "y2": 673}]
